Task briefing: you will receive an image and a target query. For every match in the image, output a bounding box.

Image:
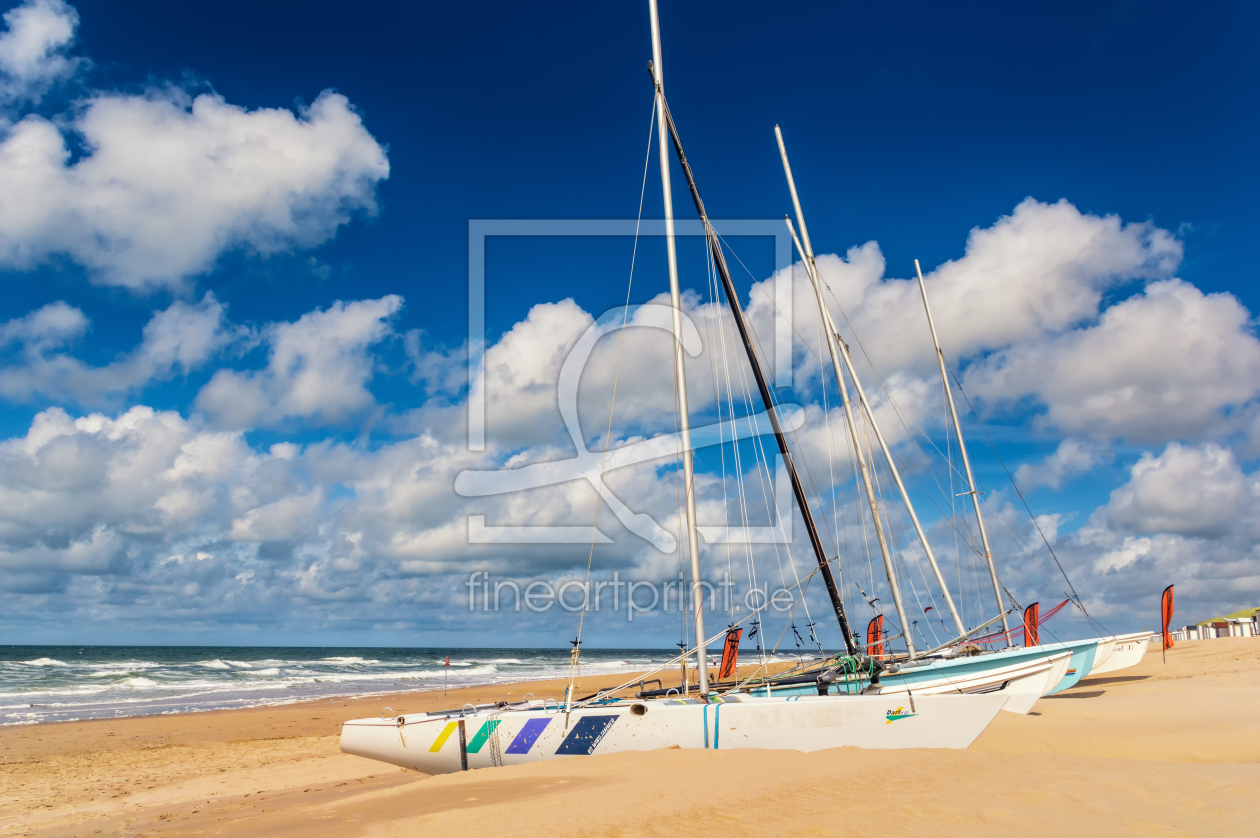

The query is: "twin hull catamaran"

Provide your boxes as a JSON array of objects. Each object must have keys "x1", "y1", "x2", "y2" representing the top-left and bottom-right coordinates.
[
  {"x1": 340, "y1": 0, "x2": 1016, "y2": 775},
  {"x1": 342, "y1": 692, "x2": 1010, "y2": 775},
  {"x1": 1088, "y1": 631, "x2": 1154, "y2": 675},
  {"x1": 768, "y1": 113, "x2": 1156, "y2": 710},
  {"x1": 734, "y1": 631, "x2": 1155, "y2": 710}
]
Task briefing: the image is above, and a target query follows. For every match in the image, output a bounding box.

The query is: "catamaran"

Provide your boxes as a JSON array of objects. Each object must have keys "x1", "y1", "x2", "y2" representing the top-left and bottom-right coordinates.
[
  {"x1": 729, "y1": 128, "x2": 1154, "y2": 708},
  {"x1": 340, "y1": 0, "x2": 1015, "y2": 776}
]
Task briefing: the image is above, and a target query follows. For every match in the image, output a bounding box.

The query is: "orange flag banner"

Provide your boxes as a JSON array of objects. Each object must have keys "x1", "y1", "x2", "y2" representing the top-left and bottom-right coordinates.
[
  {"x1": 866, "y1": 614, "x2": 885, "y2": 659},
  {"x1": 718, "y1": 628, "x2": 742, "y2": 680},
  {"x1": 1161, "y1": 585, "x2": 1175, "y2": 651},
  {"x1": 1023, "y1": 602, "x2": 1040, "y2": 647}
]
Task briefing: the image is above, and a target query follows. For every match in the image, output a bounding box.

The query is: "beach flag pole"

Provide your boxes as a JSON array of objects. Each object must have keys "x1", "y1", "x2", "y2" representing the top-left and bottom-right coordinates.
[{"x1": 444, "y1": 655, "x2": 450, "y2": 696}]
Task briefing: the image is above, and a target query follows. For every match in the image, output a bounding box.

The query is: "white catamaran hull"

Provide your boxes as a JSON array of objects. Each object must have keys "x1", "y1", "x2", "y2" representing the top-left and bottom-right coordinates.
[
  {"x1": 1089, "y1": 632, "x2": 1154, "y2": 675},
  {"x1": 872, "y1": 651, "x2": 1072, "y2": 715},
  {"x1": 764, "y1": 648, "x2": 1076, "y2": 714},
  {"x1": 1083, "y1": 637, "x2": 1119, "y2": 675},
  {"x1": 341, "y1": 693, "x2": 1010, "y2": 775}
]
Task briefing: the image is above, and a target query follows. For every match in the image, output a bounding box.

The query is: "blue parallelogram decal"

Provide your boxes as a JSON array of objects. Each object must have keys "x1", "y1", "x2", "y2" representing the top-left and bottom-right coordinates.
[
  {"x1": 555, "y1": 715, "x2": 618, "y2": 755},
  {"x1": 504, "y1": 718, "x2": 551, "y2": 755}
]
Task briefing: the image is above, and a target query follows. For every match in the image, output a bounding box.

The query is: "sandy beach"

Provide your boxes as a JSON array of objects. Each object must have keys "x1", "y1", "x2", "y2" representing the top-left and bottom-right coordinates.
[{"x1": 3, "y1": 639, "x2": 1258, "y2": 837}]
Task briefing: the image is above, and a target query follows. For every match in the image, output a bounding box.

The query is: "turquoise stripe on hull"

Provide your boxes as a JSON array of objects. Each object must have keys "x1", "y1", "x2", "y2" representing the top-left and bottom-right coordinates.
[{"x1": 1044, "y1": 642, "x2": 1099, "y2": 695}]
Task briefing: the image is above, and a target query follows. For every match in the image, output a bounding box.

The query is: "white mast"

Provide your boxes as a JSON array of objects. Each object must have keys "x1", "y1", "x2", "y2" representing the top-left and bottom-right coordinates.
[
  {"x1": 915, "y1": 259, "x2": 1012, "y2": 641},
  {"x1": 775, "y1": 135, "x2": 911, "y2": 653},
  {"x1": 783, "y1": 217, "x2": 913, "y2": 655},
  {"x1": 650, "y1": 0, "x2": 707, "y2": 693},
  {"x1": 775, "y1": 126, "x2": 965, "y2": 642}
]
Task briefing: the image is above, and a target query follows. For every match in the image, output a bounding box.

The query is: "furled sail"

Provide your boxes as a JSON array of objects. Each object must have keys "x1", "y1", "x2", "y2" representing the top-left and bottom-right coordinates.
[
  {"x1": 1023, "y1": 603, "x2": 1040, "y2": 647},
  {"x1": 718, "y1": 628, "x2": 742, "y2": 680},
  {"x1": 1161, "y1": 585, "x2": 1175, "y2": 651},
  {"x1": 867, "y1": 615, "x2": 885, "y2": 660}
]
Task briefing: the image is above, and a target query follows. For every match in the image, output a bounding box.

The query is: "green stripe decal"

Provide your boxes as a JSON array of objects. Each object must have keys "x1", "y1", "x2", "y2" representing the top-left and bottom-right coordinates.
[{"x1": 467, "y1": 719, "x2": 501, "y2": 753}]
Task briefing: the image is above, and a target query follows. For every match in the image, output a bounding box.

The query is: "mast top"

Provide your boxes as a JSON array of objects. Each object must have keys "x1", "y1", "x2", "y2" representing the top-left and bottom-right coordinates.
[{"x1": 648, "y1": 0, "x2": 664, "y2": 86}]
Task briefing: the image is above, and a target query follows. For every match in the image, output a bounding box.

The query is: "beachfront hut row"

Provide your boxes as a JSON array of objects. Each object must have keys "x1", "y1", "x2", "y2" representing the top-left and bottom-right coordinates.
[{"x1": 1166, "y1": 617, "x2": 1259, "y2": 642}]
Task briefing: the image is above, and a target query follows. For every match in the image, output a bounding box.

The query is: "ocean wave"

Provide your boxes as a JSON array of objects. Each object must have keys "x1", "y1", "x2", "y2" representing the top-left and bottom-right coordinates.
[
  {"x1": 0, "y1": 683, "x2": 114, "y2": 699},
  {"x1": 297, "y1": 664, "x2": 497, "y2": 684},
  {"x1": 477, "y1": 658, "x2": 523, "y2": 664},
  {"x1": 196, "y1": 659, "x2": 232, "y2": 670},
  {"x1": 578, "y1": 660, "x2": 649, "y2": 670},
  {"x1": 320, "y1": 656, "x2": 380, "y2": 665},
  {"x1": 305, "y1": 670, "x2": 438, "y2": 683},
  {"x1": 0, "y1": 648, "x2": 687, "y2": 725},
  {"x1": 72, "y1": 661, "x2": 160, "y2": 671}
]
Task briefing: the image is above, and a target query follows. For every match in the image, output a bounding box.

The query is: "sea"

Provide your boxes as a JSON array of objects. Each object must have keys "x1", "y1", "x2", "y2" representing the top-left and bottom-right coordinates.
[{"x1": 0, "y1": 645, "x2": 802, "y2": 726}]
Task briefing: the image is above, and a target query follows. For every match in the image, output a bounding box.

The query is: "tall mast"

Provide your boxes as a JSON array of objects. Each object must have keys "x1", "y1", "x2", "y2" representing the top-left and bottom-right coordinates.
[
  {"x1": 774, "y1": 124, "x2": 912, "y2": 653},
  {"x1": 915, "y1": 259, "x2": 1012, "y2": 641},
  {"x1": 781, "y1": 217, "x2": 913, "y2": 655},
  {"x1": 649, "y1": 0, "x2": 708, "y2": 693},
  {"x1": 651, "y1": 84, "x2": 857, "y2": 655},
  {"x1": 776, "y1": 128, "x2": 965, "y2": 641}
]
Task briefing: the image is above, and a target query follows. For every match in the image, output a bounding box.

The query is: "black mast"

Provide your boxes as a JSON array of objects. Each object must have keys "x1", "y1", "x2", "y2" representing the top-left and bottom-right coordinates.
[{"x1": 650, "y1": 73, "x2": 856, "y2": 656}]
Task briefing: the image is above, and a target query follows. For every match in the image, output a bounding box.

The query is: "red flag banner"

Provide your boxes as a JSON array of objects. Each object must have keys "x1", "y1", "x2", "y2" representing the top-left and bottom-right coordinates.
[
  {"x1": 1161, "y1": 585, "x2": 1175, "y2": 651},
  {"x1": 1023, "y1": 602, "x2": 1040, "y2": 647},
  {"x1": 718, "y1": 628, "x2": 742, "y2": 680},
  {"x1": 866, "y1": 614, "x2": 885, "y2": 659}
]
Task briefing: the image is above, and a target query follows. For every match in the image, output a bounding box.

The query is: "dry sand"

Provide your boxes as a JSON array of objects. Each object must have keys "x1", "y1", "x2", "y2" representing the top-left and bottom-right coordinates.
[{"x1": 3, "y1": 639, "x2": 1258, "y2": 837}]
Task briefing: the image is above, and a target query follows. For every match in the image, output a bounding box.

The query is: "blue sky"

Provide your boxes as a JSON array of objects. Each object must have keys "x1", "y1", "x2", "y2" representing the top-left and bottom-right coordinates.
[{"x1": 0, "y1": 0, "x2": 1256, "y2": 648}]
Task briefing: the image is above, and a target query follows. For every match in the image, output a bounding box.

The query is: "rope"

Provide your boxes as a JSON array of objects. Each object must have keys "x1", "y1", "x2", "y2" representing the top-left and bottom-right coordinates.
[
  {"x1": 565, "y1": 95, "x2": 656, "y2": 707},
  {"x1": 970, "y1": 598, "x2": 1069, "y2": 645}
]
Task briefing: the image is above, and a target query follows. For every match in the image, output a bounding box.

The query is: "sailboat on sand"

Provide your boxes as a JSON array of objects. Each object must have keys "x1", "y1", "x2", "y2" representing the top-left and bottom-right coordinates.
[
  {"x1": 339, "y1": 0, "x2": 1013, "y2": 776},
  {"x1": 715, "y1": 130, "x2": 1154, "y2": 710}
]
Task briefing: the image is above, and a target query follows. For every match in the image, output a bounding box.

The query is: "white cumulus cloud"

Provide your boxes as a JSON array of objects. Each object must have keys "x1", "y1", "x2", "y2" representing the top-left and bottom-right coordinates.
[
  {"x1": 1015, "y1": 439, "x2": 1108, "y2": 491},
  {"x1": 964, "y1": 280, "x2": 1260, "y2": 443},
  {"x1": 196, "y1": 295, "x2": 402, "y2": 429},
  {"x1": 799, "y1": 197, "x2": 1183, "y2": 379},
  {"x1": 1, "y1": 196, "x2": 1255, "y2": 637},
  {"x1": 0, "y1": 0, "x2": 80, "y2": 106},
  {"x1": 0, "y1": 89, "x2": 389, "y2": 289},
  {"x1": 1094, "y1": 442, "x2": 1248, "y2": 539},
  {"x1": 0, "y1": 294, "x2": 247, "y2": 405}
]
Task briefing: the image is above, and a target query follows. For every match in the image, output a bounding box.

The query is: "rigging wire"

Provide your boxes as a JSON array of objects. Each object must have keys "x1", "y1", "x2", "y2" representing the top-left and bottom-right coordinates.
[
  {"x1": 701, "y1": 223, "x2": 738, "y2": 628},
  {"x1": 944, "y1": 361, "x2": 1110, "y2": 635},
  {"x1": 566, "y1": 96, "x2": 657, "y2": 701},
  {"x1": 717, "y1": 234, "x2": 996, "y2": 640},
  {"x1": 801, "y1": 246, "x2": 1100, "y2": 637},
  {"x1": 707, "y1": 247, "x2": 767, "y2": 670},
  {"x1": 703, "y1": 256, "x2": 824, "y2": 655},
  {"x1": 712, "y1": 234, "x2": 848, "y2": 563}
]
